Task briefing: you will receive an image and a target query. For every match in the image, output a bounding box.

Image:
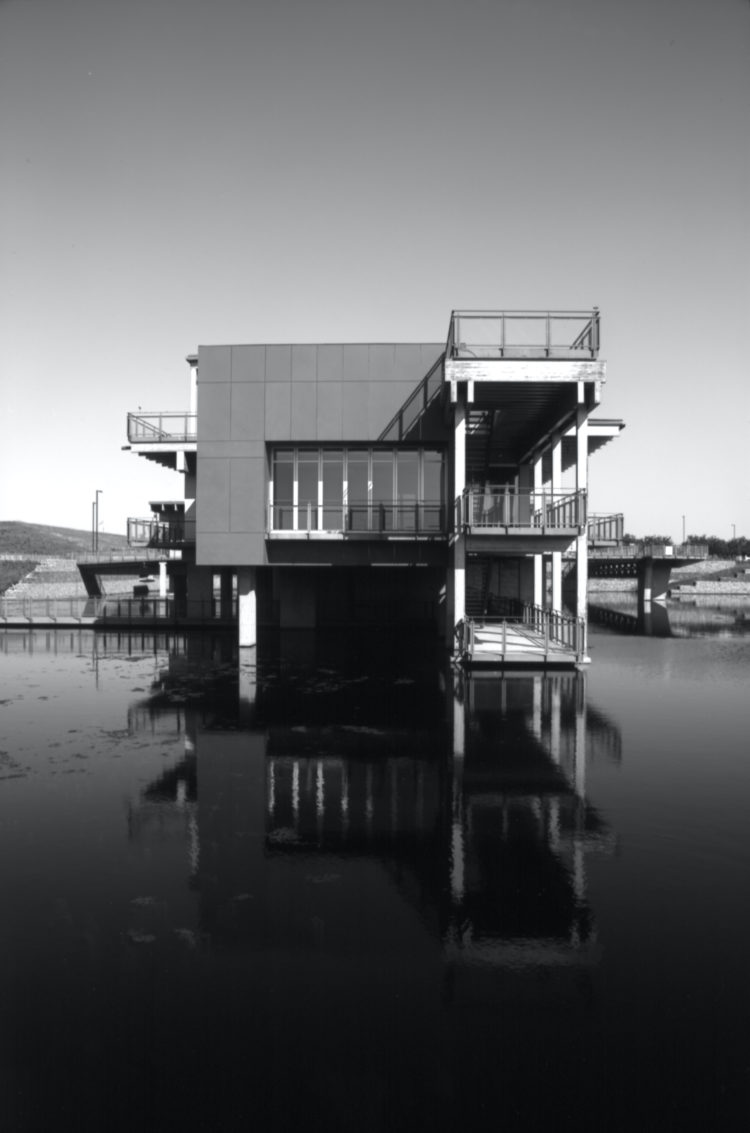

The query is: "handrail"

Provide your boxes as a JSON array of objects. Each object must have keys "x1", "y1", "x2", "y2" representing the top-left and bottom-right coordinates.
[
  {"x1": 268, "y1": 500, "x2": 447, "y2": 536},
  {"x1": 458, "y1": 487, "x2": 586, "y2": 530},
  {"x1": 0, "y1": 597, "x2": 236, "y2": 623},
  {"x1": 459, "y1": 600, "x2": 586, "y2": 662},
  {"x1": 447, "y1": 309, "x2": 601, "y2": 360},
  {"x1": 127, "y1": 518, "x2": 189, "y2": 548},
  {"x1": 127, "y1": 413, "x2": 197, "y2": 443},
  {"x1": 588, "y1": 513, "x2": 624, "y2": 542},
  {"x1": 586, "y1": 541, "x2": 709, "y2": 560},
  {"x1": 378, "y1": 356, "x2": 445, "y2": 442}
]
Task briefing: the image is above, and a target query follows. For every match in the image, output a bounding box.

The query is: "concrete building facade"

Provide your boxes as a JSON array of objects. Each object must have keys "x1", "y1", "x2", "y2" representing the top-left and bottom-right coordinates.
[{"x1": 125, "y1": 309, "x2": 623, "y2": 663}]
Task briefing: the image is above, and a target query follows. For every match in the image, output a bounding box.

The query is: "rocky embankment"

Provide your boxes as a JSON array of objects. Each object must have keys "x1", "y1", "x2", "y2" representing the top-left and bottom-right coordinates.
[{"x1": 3, "y1": 557, "x2": 135, "y2": 599}]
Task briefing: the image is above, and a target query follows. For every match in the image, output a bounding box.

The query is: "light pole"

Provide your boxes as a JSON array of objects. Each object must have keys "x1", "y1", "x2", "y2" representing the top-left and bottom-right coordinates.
[
  {"x1": 95, "y1": 489, "x2": 102, "y2": 553},
  {"x1": 682, "y1": 514, "x2": 686, "y2": 544}
]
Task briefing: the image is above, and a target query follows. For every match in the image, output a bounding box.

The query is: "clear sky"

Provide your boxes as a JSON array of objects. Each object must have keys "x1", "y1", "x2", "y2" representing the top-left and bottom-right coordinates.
[{"x1": 2, "y1": 0, "x2": 748, "y2": 541}]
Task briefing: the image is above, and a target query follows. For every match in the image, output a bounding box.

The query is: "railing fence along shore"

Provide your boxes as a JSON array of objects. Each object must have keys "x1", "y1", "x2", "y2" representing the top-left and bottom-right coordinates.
[{"x1": 0, "y1": 597, "x2": 237, "y2": 624}]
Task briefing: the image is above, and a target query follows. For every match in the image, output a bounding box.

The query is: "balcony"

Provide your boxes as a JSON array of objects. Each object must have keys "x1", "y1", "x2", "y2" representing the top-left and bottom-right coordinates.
[
  {"x1": 127, "y1": 518, "x2": 190, "y2": 549},
  {"x1": 127, "y1": 413, "x2": 197, "y2": 444},
  {"x1": 268, "y1": 501, "x2": 447, "y2": 539},
  {"x1": 459, "y1": 487, "x2": 587, "y2": 533},
  {"x1": 447, "y1": 310, "x2": 600, "y2": 361}
]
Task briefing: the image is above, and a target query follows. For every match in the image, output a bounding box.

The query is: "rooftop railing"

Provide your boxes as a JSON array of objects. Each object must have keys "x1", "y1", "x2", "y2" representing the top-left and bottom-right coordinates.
[
  {"x1": 447, "y1": 309, "x2": 600, "y2": 361},
  {"x1": 459, "y1": 487, "x2": 587, "y2": 531},
  {"x1": 127, "y1": 413, "x2": 197, "y2": 443}
]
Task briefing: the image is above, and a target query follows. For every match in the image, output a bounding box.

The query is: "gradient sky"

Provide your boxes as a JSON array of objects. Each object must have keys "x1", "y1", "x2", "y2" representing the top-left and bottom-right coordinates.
[{"x1": 2, "y1": 0, "x2": 748, "y2": 540}]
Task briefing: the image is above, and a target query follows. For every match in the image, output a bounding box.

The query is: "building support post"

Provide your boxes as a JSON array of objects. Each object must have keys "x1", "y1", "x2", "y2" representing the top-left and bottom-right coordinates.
[
  {"x1": 238, "y1": 566, "x2": 257, "y2": 648},
  {"x1": 550, "y1": 435, "x2": 562, "y2": 613},
  {"x1": 533, "y1": 452, "x2": 544, "y2": 608},
  {"x1": 575, "y1": 387, "x2": 589, "y2": 650},
  {"x1": 158, "y1": 559, "x2": 168, "y2": 599},
  {"x1": 451, "y1": 390, "x2": 467, "y2": 650}
]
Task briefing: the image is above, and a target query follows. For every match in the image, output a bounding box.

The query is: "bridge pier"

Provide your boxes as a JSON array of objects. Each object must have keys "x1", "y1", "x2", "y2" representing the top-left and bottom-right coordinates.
[{"x1": 636, "y1": 558, "x2": 673, "y2": 606}]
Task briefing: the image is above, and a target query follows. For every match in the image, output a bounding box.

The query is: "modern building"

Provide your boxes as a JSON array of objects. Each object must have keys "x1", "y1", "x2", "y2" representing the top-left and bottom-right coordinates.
[{"x1": 124, "y1": 309, "x2": 623, "y2": 664}]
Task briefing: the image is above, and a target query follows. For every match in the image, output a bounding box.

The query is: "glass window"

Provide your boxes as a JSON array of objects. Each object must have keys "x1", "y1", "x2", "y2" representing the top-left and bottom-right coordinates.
[
  {"x1": 396, "y1": 452, "x2": 419, "y2": 531},
  {"x1": 322, "y1": 450, "x2": 344, "y2": 529},
  {"x1": 298, "y1": 452, "x2": 318, "y2": 531},
  {"x1": 422, "y1": 450, "x2": 444, "y2": 531},
  {"x1": 371, "y1": 452, "x2": 394, "y2": 531},
  {"x1": 273, "y1": 450, "x2": 294, "y2": 530},
  {"x1": 346, "y1": 451, "x2": 369, "y2": 531}
]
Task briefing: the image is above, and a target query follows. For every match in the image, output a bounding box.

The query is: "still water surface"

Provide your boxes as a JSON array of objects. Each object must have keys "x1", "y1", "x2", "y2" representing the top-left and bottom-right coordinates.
[{"x1": 1, "y1": 606, "x2": 749, "y2": 1132}]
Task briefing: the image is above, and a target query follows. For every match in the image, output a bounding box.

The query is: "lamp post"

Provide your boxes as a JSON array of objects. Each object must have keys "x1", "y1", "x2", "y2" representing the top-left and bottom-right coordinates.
[
  {"x1": 95, "y1": 490, "x2": 102, "y2": 553},
  {"x1": 682, "y1": 514, "x2": 686, "y2": 544}
]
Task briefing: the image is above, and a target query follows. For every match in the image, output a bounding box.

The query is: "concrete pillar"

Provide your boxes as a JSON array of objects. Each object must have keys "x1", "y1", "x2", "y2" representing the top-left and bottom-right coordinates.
[
  {"x1": 158, "y1": 559, "x2": 168, "y2": 599},
  {"x1": 238, "y1": 566, "x2": 257, "y2": 647},
  {"x1": 452, "y1": 393, "x2": 467, "y2": 642},
  {"x1": 550, "y1": 435, "x2": 562, "y2": 612},
  {"x1": 186, "y1": 565, "x2": 214, "y2": 619},
  {"x1": 533, "y1": 452, "x2": 544, "y2": 607},
  {"x1": 575, "y1": 397, "x2": 589, "y2": 634}
]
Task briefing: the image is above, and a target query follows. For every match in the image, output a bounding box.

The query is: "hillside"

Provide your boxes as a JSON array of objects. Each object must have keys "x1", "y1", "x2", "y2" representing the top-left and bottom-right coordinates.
[{"x1": 0, "y1": 520, "x2": 130, "y2": 558}]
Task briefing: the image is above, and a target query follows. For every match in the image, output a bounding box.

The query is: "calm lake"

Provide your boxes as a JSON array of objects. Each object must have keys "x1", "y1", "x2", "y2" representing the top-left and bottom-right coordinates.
[{"x1": 2, "y1": 603, "x2": 749, "y2": 1132}]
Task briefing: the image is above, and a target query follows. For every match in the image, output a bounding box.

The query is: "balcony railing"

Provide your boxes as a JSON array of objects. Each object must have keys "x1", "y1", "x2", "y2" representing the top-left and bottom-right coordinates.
[
  {"x1": 459, "y1": 487, "x2": 586, "y2": 531},
  {"x1": 127, "y1": 413, "x2": 197, "y2": 443},
  {"x1": 127, "y1": 518, "x2": 189, "y2": 548},
  {"x1": 588, "y1": 513, "x2": 624, "y2": 542},
  {"x1": 447, "y1": 309, "x2": 600, "y2": 361},
  {"x1": 268, "y1": 500, "x2": 447, "y2": 537}
]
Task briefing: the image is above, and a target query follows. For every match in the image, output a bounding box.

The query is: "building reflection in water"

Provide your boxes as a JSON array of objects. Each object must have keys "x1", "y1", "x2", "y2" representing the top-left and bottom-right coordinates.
[{"x1": 125, "y1": 636, "x2": 621, "y2": 974}]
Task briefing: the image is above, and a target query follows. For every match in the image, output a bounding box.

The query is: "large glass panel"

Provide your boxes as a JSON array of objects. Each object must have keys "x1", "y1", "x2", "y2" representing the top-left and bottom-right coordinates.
[
  {"x1": 371, "y1": 452, "x2": 394, "y2": 532},
  {"x1": 322, "y1": 450, "x2": 344, "y2": 529},
  {"x1": 347, "y1": 451, "x2": 369, "y2": 531},
  {"x1": 396, "y1": 452, "x2": 419, "y2": 531},
  {"x1": 422, "y1": 450, "x2": 444, "y2": 532},
  {"x1": 272, "y1": 450, "x2": 294, "y2": 531},
  {"x1": 298, "y1": 452, "x2": 319, "y2": 531}
]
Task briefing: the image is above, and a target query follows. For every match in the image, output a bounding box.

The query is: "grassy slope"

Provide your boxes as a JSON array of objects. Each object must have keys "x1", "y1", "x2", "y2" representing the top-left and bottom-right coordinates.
[{"x1": 0, "y1": 520, "x2": 129, "y2": 557}]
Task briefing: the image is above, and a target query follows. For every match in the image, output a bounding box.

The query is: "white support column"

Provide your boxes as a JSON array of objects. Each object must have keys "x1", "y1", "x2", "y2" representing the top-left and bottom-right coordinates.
[
  {"x1": 158, "y1": 559, "x2": 168, "y2": 598},
  {"x1": 576, "y1": 389, "x2": 589, "y2": 633},
  {"x1": 533, "y1": 453, "x2": 543, "y2": 607},
  {"x1": 550, "y1": 434, "x2": 562, "y2": 613},
  {"x1": 452, "y1": 392, "x2": 467, "y2": 642},
  {"x1": 238, "y1": 566, "x2": 257, "y2": 648}
]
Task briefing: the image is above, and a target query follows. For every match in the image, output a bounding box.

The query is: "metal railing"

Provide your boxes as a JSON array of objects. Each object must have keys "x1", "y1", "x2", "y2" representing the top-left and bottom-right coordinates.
[
  {"x1": 588, "y1": 513, "x2": 624, "y2": 542},
  {"x1": 268, "y1": 500, "x2": 447, "y2": 536},
  {"x1": 459, "y1": 487, "x2": 586, "y2": 530},
  {"x1": 127, "y1": 413, "x2": 197, "y2": 443},
  {"x1": 588, "y1": 541, "x2": 709, "y2": 560},
  {"x1": 378, "y1": 356, "x2": 445, "y2": 441},
  {"x1": 459, "y1": 599, "x2": 586, "y2": 662},
  {"x1": 127, "y1": 518, "x2": 189, "y2": 548},
  {"x1": 447, "y1": 309, "x2": 600, "y2": 361},
  {"x1": 0, "y1": 597, "x2": 236, "y2": 624}
]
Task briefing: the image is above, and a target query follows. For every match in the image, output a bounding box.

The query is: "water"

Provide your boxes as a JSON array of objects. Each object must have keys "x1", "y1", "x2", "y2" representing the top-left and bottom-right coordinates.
[{"x1": 1, "y1": 608, "x2": 749, "y2": 1132}]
